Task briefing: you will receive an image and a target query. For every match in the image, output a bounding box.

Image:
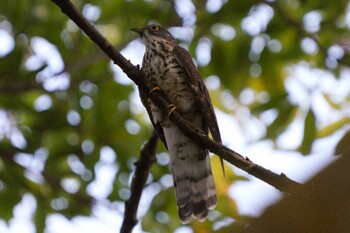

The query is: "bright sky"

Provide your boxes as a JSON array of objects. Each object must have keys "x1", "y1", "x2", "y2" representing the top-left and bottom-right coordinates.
[{"x1": 0, "y1": 0, "x2": 349, "y2": 232}]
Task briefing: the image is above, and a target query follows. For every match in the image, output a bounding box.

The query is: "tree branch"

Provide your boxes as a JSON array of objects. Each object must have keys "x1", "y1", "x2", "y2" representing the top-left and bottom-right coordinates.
[
  {"x1": 120, "y1": 131, "x2": 158, "y2": 233},
  {"x1": 0, "y1": 82, "x2": 43, "y2": 93},
  {"x1": 51, "y1": 0, "x2": 303, "y2": 230}
]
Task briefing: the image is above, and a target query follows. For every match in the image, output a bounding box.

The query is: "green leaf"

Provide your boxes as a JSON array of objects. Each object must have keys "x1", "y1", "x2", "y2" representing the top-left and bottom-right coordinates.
[
  {"x1": 266, "y1": 104, "x2": 298, "y2": 140},
  {"x1": 298, "y1": 109, "x2": 317, "y2": 155},
  {"x1": 35, "y1": 201, "x2": 46, "y2": 233},
  {"x1": 0, "y1": 188, "x2": 21, "y2": 221},
  {"x1": 318, "y1": 116, "x2": 350, "y2": 138}
]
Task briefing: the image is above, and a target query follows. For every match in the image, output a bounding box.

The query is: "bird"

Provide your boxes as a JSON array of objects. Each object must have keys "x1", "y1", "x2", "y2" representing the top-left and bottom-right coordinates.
[{"x1": 131, "y1": 24, "x2": 222, "y2": 223}]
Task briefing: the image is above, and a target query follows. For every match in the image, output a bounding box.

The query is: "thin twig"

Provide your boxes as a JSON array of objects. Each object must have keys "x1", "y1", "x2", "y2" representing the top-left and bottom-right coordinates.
[{"x1": 120, "y1": 131, "x2": 158, "y2": 233}]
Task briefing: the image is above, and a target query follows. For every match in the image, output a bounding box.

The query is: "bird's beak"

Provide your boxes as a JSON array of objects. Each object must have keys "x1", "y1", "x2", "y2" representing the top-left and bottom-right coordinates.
[{"x1": 130, "y1": 27, "x2": 144, "y2": 36}]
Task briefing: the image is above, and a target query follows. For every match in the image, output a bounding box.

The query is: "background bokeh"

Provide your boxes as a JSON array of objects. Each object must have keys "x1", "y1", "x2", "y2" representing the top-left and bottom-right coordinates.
[{"x1": 1, "y1": 0, "x2": 349, "y2": 232}]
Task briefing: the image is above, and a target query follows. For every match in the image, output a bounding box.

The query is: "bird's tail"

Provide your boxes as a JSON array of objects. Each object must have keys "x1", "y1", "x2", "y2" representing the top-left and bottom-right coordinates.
[
  {"x1": 172, "y1": 149, "x2": 217, "y2": 223},
  {"x1": 164, "y1": 125, "x2": 217, "y2": 223}
]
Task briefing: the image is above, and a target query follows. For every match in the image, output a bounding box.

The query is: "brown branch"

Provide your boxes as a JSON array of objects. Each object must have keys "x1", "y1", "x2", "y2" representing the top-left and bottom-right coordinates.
[
  {"x1": 51, "y1": 0, "x2": 303, "y2": 230},
  {"x1": 166, "y1": 109, "x2": 302, "y2": 192},
  {"x1": 50, "y1": 0, "x2": 141, "y2": 85},
  {"x1": 120, "y1": 131, "x2": 158, "y2": 233},
  {"x1": 0, "y1": 82, "x2": 43, "y2": 93}
]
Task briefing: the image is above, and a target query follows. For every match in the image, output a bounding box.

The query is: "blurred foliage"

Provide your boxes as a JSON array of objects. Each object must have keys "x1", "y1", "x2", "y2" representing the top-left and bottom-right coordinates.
[{"x1": 0, "y1": 0, "x2": 350, "y2": 232}]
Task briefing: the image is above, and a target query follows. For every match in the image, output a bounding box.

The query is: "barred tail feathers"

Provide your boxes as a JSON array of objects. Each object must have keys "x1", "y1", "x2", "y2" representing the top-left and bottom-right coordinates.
[{"x1": 163, "y1": 124, "x2": 217, "y2": 223}]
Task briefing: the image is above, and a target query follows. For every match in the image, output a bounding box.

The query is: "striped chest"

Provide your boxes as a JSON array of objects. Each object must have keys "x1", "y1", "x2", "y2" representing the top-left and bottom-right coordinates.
[{"x1": 142, "y1": 46, "x2": 197, "y2": 113}]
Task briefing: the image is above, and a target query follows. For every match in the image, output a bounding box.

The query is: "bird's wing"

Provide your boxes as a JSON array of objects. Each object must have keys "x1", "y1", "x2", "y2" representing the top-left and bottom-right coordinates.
[
  {"x1": 173, "y1": 45, "x2": 224, "y2": 175},
  {"x1": 139, "y1": 89, "x2": 168, "y2": 149},
  {"x1": 173, "y1": 45, "x2": 222, "y2": 143}
]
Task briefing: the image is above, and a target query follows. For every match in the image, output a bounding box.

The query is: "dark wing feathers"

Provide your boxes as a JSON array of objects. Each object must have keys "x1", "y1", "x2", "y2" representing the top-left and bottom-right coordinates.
[
  {"x1": 173, "y1": 45, "x2": 224, "y2": 175},
  {"x1": 173, "y1": 45, "x2": 222, "y2": 143},
  {"x1": 139, "y1": 90, "x2": 168, "y2": 149}
]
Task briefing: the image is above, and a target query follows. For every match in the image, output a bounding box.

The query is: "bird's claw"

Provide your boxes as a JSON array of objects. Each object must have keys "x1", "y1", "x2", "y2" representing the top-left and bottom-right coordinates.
[
  {"x1": 167, "y1": 104, "x2": 177, "y2": 119},
  {"x1": 150, "y1": 86, "x2": 161, "y2": 94}
]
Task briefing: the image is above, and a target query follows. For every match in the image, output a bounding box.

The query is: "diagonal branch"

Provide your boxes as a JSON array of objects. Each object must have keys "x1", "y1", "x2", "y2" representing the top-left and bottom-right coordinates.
[
  {"x1": 120, "y1": 130, "x2": 158, "y2": 233},
  {"x1": 51, "y1": 0, "x2": 303, "y2": 231}
]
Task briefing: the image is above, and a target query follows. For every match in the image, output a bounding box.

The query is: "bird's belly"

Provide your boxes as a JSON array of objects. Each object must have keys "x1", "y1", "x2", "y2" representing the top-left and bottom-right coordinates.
[
  {"x1": 159, "y1": 75, "x2": 197, "y2": 113},
  {"x1": 143, "y1": 54, "x2": 198, "y2": 114}
]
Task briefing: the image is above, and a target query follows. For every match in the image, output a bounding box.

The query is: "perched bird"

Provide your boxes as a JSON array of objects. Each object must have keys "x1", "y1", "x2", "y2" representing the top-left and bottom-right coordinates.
[{"x1": 131, "y1": 24, "x2": 222, "y2": 223}]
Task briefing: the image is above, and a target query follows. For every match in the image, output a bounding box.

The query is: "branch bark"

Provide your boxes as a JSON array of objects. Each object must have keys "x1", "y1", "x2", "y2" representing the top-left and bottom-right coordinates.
[
  {"x1": 51, "y1": 0, "x2": 303, "y2": 231},
  {"x1": 120, "y1": 131, "x2": 158, "y2": 233}
]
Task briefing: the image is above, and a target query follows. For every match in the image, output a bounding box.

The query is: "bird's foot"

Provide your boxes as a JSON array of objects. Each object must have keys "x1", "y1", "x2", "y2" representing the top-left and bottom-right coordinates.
[
  {"x1": 150, "y1": 86, "x2": 161, "y2": 94},
  {"x1": 167, "y1": 104, "x2": 177, "y2": 119}
]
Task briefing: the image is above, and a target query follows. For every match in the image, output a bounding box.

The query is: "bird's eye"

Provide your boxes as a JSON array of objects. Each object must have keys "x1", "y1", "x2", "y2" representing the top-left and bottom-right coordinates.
[{"x1": 150, "y1": 25, "x2": 159, "y2": 31}]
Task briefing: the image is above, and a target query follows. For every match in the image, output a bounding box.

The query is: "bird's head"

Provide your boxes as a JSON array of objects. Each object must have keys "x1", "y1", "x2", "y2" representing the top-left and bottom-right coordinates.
[{"x1": 131, "y1": 24, "x2": 176, "y2": 51}]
